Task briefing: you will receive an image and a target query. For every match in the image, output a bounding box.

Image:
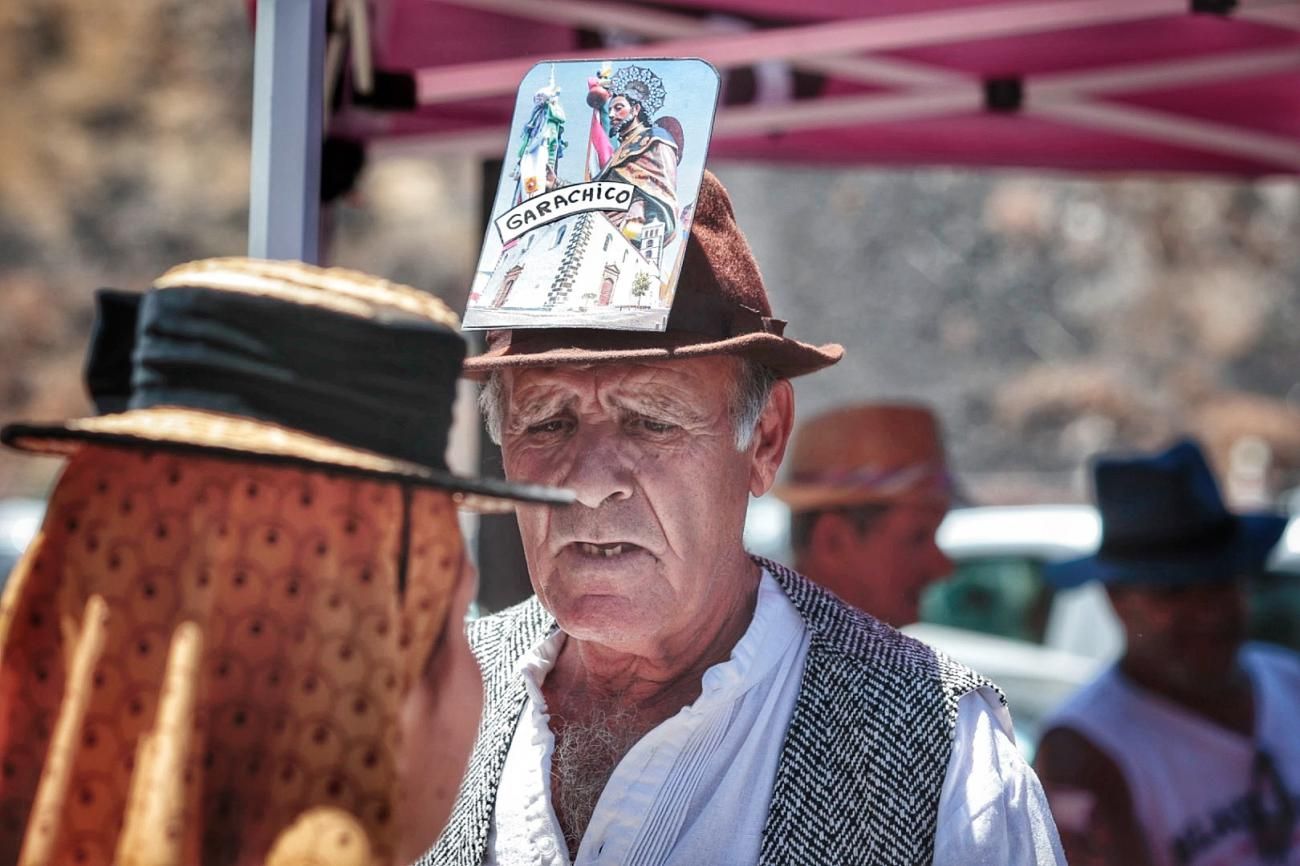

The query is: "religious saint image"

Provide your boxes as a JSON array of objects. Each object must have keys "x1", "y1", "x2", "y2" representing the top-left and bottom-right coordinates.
[{"x1": 464, "y1": 58, "x2": 721, "y2": 331}]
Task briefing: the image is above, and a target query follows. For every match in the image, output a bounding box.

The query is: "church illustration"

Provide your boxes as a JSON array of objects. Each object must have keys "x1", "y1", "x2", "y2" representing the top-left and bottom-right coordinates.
[{"x1": 473, "y1": 210, "x2": 666, "y2": 320}]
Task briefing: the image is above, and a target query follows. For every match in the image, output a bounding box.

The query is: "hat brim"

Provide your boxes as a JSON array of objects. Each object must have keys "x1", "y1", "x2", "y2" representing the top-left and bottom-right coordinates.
[
  {"x1": 461, "y1": 328, "x2": 843, "y2": 379},
  {"x1": 1, "y1": 407, "x2": 573, "y2": 514},
  {"x1": 1045, "y1": 513, "x2": 1289, "y2": 589}
]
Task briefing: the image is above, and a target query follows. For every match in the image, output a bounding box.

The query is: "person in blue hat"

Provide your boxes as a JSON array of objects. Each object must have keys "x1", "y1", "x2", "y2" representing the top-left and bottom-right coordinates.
[{"x1": 1033, "y1": 438, "x2": 1300, "y2": 866}]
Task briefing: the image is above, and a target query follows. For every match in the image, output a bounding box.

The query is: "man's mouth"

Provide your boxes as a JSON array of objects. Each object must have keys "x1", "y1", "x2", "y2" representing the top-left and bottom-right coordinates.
[{"x1": 574, "y1": 542, "x2": 640, "y2": 559}]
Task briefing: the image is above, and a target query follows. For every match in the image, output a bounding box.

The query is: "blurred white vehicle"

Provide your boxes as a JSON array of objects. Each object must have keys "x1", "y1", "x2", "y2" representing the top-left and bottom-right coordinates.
[
  {"x1": 744, "y1": 497, "x2": 1300, "y2": 757},
  {"x1": 0, "y1": 498, "x2": 45, "y2": 590}
]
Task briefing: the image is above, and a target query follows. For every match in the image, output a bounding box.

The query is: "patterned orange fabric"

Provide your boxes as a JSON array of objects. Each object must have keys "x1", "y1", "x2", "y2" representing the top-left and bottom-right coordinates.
[{"x1": 0, "y1": 445, "x2": 464, "y2": 865}]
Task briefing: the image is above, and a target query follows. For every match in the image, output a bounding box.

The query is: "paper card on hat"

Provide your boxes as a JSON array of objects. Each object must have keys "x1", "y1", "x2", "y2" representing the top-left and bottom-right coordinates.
[{"x1": 463, "y1": 58, "x2": 721, "y2": 332}]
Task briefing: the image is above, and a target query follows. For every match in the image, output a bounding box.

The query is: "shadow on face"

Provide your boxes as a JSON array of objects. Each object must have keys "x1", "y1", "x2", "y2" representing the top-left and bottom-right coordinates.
[
  {"x1": 799, "y1": 502, "x2": 952, "y2": 627},
  {"x1": 396, "y1": 555, "x2": 483, "y2": 862},
  {"x1": 1108, "y1": 579, "x2": 1247, "y2": 690}
]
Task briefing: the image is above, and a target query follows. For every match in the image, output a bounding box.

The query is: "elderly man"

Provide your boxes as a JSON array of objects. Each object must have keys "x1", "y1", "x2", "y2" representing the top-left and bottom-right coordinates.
[
  {"x1": 422, "y1": 172, "x2": 1064, "y2": 866},
  {"x1": 775, "y1": 403, "x2": 955, "y2": 626}
]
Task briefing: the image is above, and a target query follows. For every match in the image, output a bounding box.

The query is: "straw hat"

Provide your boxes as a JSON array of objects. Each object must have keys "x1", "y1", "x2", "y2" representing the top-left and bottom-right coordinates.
[
  {"x1": 1047, "y1": 438, "x2": 1287, "y2": 588},
  {"x1": 773, "y1": 403, "x2": 952, "y2": 512},
  {"x1": 462, "y1": 171, "x2": 843, "y2": 378},
  {"x1": 1, "y1": 258, "x2": 572, "y2": 512}
]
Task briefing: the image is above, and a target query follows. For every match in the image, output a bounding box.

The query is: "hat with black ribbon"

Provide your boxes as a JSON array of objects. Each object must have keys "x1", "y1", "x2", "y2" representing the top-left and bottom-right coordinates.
[
  {"x1": 2, "y1": 258, "x2": 573, "y2": 512},
  {"x1": 1046, "y1": 438, "x2": 1287, "y2": 587}
]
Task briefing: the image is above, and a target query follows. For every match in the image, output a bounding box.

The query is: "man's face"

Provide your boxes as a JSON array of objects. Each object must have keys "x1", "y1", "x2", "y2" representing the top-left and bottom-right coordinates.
[
  {"x1": 803, "y1": 501, "x2": 952, "y2": 627},
  {"x1": 499, "y1": 358, "x2": 787, "y2": 655},
  {"x1": 608, "y1": 96, "x2": 638, "y2": 133},
  {"x1": 1108, "y1": 579, "x2": 1247, "y2": 690}
]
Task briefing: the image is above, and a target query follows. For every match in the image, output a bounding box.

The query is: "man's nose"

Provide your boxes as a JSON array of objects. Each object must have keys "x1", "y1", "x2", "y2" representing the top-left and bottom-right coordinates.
[{"x1": 563, "y1": 428, "x2": 636, "y2": 509}]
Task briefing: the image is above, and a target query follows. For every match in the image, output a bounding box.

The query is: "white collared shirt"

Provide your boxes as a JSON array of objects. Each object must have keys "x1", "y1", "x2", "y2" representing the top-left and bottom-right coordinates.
[{"x1": 484, "y1": 569, "x2": 1064, "y2": 866}]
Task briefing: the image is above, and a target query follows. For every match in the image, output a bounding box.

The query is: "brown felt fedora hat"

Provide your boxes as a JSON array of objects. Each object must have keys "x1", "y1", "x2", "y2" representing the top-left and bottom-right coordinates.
[
  {"x1": 2, "y1": 258, "x2": 573, "y2": 513},
  {"x1": 773, "y1": 403, "x2": 953, "y2": 512},
  {"x1": 463, "y1": 171, "x2": 843, "y2": 378}
]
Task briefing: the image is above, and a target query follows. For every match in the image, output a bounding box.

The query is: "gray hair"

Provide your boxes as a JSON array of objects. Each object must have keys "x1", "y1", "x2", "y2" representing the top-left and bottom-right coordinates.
[
  {"x1": 729, "y1": 359, "x2": 779, "y2": 450},
  {"x1": 478, "y1": 359, "x2": 778, "y2": 451}
]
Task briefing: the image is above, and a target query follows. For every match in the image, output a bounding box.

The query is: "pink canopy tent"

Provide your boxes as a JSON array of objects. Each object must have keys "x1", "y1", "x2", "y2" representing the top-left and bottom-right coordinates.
[
  {"x1": 324, "y1": 0, "x2": 1300, "y2": 176},
  {"x1": 246, "y1": 0, "x2": 1298, "y2": 261}
]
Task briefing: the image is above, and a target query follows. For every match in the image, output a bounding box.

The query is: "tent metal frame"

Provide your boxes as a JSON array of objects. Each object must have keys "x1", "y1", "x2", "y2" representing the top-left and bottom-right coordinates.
[
  {"x1": 416, "y1": 0, "x2": 1300, "y2": 168},
  {"x1": 248, "y1": 0, "x2": 1300, "y2": 257}
]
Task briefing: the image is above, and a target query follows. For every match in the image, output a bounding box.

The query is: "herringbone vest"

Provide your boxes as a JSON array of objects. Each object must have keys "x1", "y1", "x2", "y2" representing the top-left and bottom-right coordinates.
[{"x1": 418, "y1": 557, "x2": 995, "y2": 866}]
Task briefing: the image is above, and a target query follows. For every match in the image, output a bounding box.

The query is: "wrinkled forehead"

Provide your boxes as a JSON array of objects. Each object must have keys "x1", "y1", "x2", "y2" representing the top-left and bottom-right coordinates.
[{"x1": 503, "y1": 357, "x2": 739, "y2": 414}]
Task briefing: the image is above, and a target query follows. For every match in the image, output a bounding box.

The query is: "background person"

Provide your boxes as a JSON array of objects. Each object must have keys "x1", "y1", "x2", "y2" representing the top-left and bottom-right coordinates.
[
  {"x1": 0, "y1": 259, "x2": 570, "y2": 865},
  {"x1": 422, "y1": 172, "x2": 1064, "y2": 866},
  {"x1": 774, "y1": 403, "x2": 953, "y2": 626},
  {"x1": 1035, "y1": 438, "x2": 1300, "y2": 866}
]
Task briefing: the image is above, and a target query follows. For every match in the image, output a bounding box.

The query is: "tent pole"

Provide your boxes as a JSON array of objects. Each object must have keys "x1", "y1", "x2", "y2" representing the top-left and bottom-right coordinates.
[
  {"x1": 248, "y1": 0, "x2": 327, "y2": 263},
  {"x1": 473, "y1": 159, "x2": 534, "y2": 614}
]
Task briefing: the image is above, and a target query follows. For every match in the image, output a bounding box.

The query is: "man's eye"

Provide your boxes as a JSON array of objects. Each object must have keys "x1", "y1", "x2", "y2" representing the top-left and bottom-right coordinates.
[
  {"x1": 632, "y1": 417, "x2": 677, "y2": 434},
  {"x1": 526, "y1": 419, "x2": 570, "y2": 435}
]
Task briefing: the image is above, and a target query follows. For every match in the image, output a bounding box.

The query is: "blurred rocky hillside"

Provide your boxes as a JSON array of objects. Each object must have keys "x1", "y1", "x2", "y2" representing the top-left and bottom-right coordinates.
[
  {"x1": 724, "y1": 167, "x2": 1300, "y2": 504},
  {"x1": 2, "y1": 0, "x2": 1298, "y2": 507}
]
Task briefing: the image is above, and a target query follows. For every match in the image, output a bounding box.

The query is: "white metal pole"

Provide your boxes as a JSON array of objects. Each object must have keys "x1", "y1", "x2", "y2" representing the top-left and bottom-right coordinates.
[{"x1": 248, "y1": 0, "x2": 327, "y2": 263}]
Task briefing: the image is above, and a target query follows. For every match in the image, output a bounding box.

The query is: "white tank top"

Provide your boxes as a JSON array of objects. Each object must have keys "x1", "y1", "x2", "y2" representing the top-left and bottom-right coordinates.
[{"x1": 1046, "y1": 643, "x2": 1300, "y2": 866}]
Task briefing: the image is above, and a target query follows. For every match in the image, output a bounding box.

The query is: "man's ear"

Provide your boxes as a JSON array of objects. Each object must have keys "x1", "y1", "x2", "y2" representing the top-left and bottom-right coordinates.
[{"x1": 749, "y1": 379, "x2": 794, "y2": 497}]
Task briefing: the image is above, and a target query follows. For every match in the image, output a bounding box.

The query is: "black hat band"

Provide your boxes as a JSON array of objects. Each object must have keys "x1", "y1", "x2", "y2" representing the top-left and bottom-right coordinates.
[
  {"x1": 1099, "y1": 516, "x2": 1238, "y2": 561},
  {"x1": 130, "y1": 286, "x2": 464, "y2": 471},
  {"x1": 85, "y1": 289, "x2": 145, "y2": 415}
]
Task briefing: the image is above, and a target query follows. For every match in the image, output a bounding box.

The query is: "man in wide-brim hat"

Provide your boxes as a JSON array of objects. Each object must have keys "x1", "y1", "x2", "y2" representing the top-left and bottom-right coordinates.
[
  {"x1": 775, "y1": 402, "x2": 955, "y2": 627},
  {"x1": 1035, "y1": 438, "x2": 1300, "y2": 866},
  {"x1": 422, "y1": 171, "x2": 1065, "y2": 866},
  {"x1": 0, "y1": 259, "x2": 571, "y2": 866}
]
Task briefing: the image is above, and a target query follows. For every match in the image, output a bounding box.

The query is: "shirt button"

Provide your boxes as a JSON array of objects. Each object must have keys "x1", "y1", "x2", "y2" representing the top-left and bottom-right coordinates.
[{"x1": 539, "y1": 836, "x2": 557, "y2": 856}]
